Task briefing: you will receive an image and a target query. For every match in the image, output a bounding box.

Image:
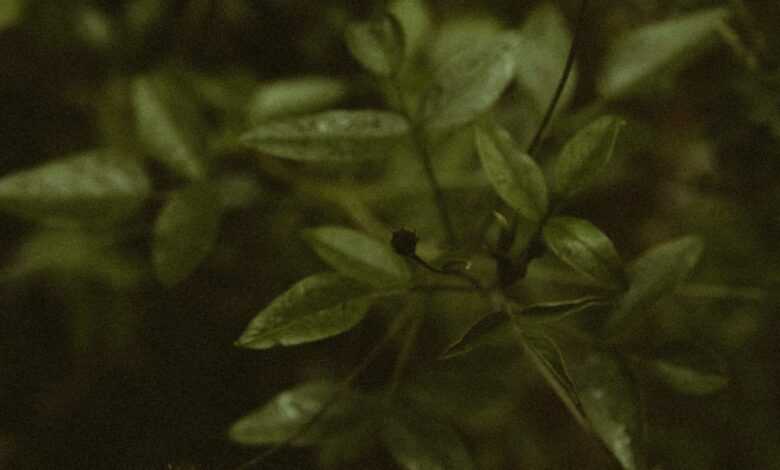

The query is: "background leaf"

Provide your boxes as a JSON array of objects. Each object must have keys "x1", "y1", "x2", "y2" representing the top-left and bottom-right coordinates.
[
  {"x1": 240, "y1": 110, "x2": 409, "y2": 162},
  {"x1": 153, "y1": 183, "x2": 223, "y2": 286},
  {"x1": 235, "y1": 273, "x2": 379, "y2": 349},
  {"x1": 0, "y1": 0, "x2": 23, "y2": 31},
  {"x1": 514, "y1": 296, "x2": 611, "y2": 323},
  {"x1": 345, "y1": 14, "x2": 405, "y2": 77},
  {"x1": 441, "y1": 312, "x2": 512, "y2": 359},
  {"x1": 551, "y1": 115, "x2": 624, "y2": 199},
  {"x1": 421, "y1": 32, "x2": 519, "y2": 130},
  {"x1": 132, "y1": 73, "x2": 208, "y2": 180},
  {"x1": 640, "y1": 346, "x2": 728, "y2": 396},
  {"x1": 475, "y1": 122, "x2": 548, "y2": 223},
  {"x1": 303, "y1": 226, "x2": 411, "y2": 288},
  {"x1": 606, "y1": 236, "x2": 704, "y2": 335},
  {"x1": 598, "y1": 8, "x2": 729, "y2": 99},
  {"x1": 542, "y1": 216, "x2": 625, "y2": 288},
  {"x1": 0, "y1": 150, "x2": 150, "y2": 226},
  {"x1": 247, "y1": 76, "x2": 348, "y2": 124}
]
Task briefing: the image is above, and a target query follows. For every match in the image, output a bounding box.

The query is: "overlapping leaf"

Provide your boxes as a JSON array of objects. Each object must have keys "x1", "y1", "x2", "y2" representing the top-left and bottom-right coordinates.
[
  {"x1": 247, "y1": 77, "x2": 348, "y2": 124},
  {"x1": 345, "y1": 14, "x2": 405, "y2": 77},
  {"x1": 641, "y1": 346, "x2": 728, "y2": 395},
  {"x1": 441, "y1": 312, "x2": 512, "y2": 359}
]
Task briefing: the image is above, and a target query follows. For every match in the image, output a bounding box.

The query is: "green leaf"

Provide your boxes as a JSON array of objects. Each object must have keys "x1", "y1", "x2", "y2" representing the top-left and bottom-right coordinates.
[
  {"x1": 475, "y1": 121, "x2": 548, "y2": 223},
  {"x1": 520, "y1": 330, "x2": 587, "y2": 427},
  {"x1": 515, "y1": 3, "x2": 578, "y2": 115},
  {"x1": 598, "y1": 8, "x2": 730, "y2": 99},
  {"x1": 387, "y1": 0, "x2": 431, "y2": 59},
  {"x1": 229, "y1": 381, "x2": 345, "y2": 445},
  {"x1": 153, "y1": 183, "x2": 223, "y2": 286},
  {"x1": 0, "y1": 150, "x2": 150, "y2": 226},
  {"x1": 551, "y1": 115, "x2": 625, "y2": 199},
  {"x1": 132, "y1": 74, "x2": 208, "y2": 180},
  {"x1": 345, "y1": 14, "x2": 405, "y2": 77},
  {"x1": 0, "y1": 0, "x2": 23, "y2": 31},
  {"x1": 303, "y1": 226, "x2": 411, "y2": 288},
  {"x1": 240, "y1": 110, "x2": 410, "y2": 162},
  {"x1": 514, "y1": 296, "x2": 612, "y2": 323},
  {"x1": 605, "y1": 236, "x2": 704, "y2": 335},
  {"x1": 421, "y1": 32, "x2": 520, "y2": 130},
  {"x1": 441, "y1": 312, "x2": 512, "y2": 359},
  {"x1": 570, "y1": 350, "x2": 647, "y2": 470},
  {"x1": 428, "y1": 15, "x2": 502, "y2": 66},
  {"x1": 542, "y1": 216, "x2": 625, "y2": 288},
  {"x1": 235, "y1": 273, "x2": 378, "y2": 349},
  {"x1": 381, "y1": 407, "x2": 475, "y2": 470},
  {"x1": 247, "y1": 76, "x2": 348, "y2": 124},
  {"x1": 641, "y1": 346, "x2": 728, "y2": 395}
]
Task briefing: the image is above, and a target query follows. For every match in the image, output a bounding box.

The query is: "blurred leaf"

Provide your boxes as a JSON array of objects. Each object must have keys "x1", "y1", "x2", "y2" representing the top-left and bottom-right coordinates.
[
  {"x1": 475, "y1": 121, "x2": 548, "y2": 223},
  {"x1": 153, "y1": 183, "x2": 222, "y2": 286},
  {"x1": 551, "y1": 115, "x2": 625, "y2": 199},
  {"x1": 0, "y1": 0, "x2": 23, "y2": 31},
  {"x1": 0, "y1": 150, "x2": 150, "y2": 226},
  {"x1": 441, "y1": 312, "x2": 512, "y2": 359},
  {"x1": 229, "y1": 381, "x2": 344, "y2": 445},
  {"x1": 641, "y1": 346, "x2": 728, "y2": 395},
  {"x1": 421, "y1": 32, "x2": 520, "y2": 130},
  {"x1": 381, "y1": 406, "x2": 475, "y2": 470},
  {"x1": 598, "y1": 8, "x2": 729, "y2": 99},
  {"x1": 388, "y1": 0, "x2": 431, "y2": 59},
  {"x1": 570, "y1": 350, "x2": 647, "y2": 470},
  {"x1": 132, "y1": 73, "x2": 209, "y2": 180},
  {"x1": 514, "y1": 296, "x2": 611, "y2": 323},
  {"x1": 542, "y1": 216, "x2": 624, "y2": 288},
  {"x1": 428, "y1": 15, "x2": 502, "y2": 66},
  {"x1": 303, "y1": 226, "x2": 411, "y2": 288},
  {"x1": 606, "y1": 236, "x2": 704, "y2": 335},
  {"x1": 247, "y1": 77, "x2": 348, "y2": 124},
  {"x1": 235, "y1": 273, "x2": 379, "y2": 349},
  {"x1": 240, "y1": 110, "x2": 410, "y2": 162},
  {"x1": 515, "y1": 3, "x2": 577, "y2": 114},
  {"x1": 521, "y1": 329, "x2": 586, "y2": 427},
  {"x1": 345, "y1": 14, "x2": 405, "y2": 77}
]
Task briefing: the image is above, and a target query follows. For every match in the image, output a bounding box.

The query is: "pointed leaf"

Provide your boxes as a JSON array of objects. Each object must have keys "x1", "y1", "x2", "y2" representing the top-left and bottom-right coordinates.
[
  {"x1": 240, "y1": 110, "x2": 410, "y2": 162},
  {"x1": 0, "y1": 150, "x2": 150, "y2": 226},
  {"x1": 345, "y1": 14, "x2": 405, "y2": 77},
  {"x1": 153, "y1": 183, "x2": 223, "y2": 286},
  {"x1": 387, "y1": 0, "x2": 431, "y2": 59},
  {"x1": 542, "y1": 216, "x2": 625, "y2": 288},
  {"x1": 515, "y1": 3, "x2": 578, "y2": 114},
  {"x1": 642, "y1": 346, "x2": 728, "y2": 395},
  {"x1": 381, "y1": 407, "x2": 475, "y2": 470},
  {"x1": 570, "y1": 350, "x2": 647, "y2": 470},
  {"x1": 303, "y1": 226, "x2": 411, "y2": 288},
  {"x1": 514, "y1": 296, "x2": 612, "y2": 323},
  {"x1": 441, "y1": 312, "x2": 512, "y2": 359},
  {"x1": 606, "y1": 236, "x2": 704, "y2": 334},
  {"x1": 422, "y1": 32, "x2": 520, "y2": 130},
  {"x1": 598, "y1": 8, "x2": 730, "y2": 99},
  {"x1": 229, "y1": 381, "x2": 344, "y2": 445},
  {"x1": 235, "y1": 273, "x2": 379, "y2": 349},
  {"x1": 132, "y1": 74, "x2": 208, "y2": 180},
  {"x1": 247, "y1": 77, "x2": 348, "y2": 124},
  {"x1": 551, "y1": 116, "x2": 625, "y2": 199},
  {"x1": 475, "y1": 122, "x2": 548, "y2": 222}
]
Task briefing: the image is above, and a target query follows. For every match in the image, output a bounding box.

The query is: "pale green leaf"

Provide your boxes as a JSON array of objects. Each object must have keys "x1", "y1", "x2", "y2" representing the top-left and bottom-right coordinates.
[
  {"x1": 598, "y1": 8, "x2": 730, "y2": 99},
  {"x1": 388, "y1": 0, "x2": 431, "y2": 59},
  {"x1": 0, "y1": 150, "x2": 150, "y2": 226},
  {"x1": 551, "y1": 115, "x2": 625, "y2": 199},
  {"x1": 381, "y1": 407, "x2": 475, "y2": 470},
  {"x1": 240, "y1": 110, "x2": 410, "y2": 162},
  {"x1": 247, "y1": 77, "x2": 348, "y2": 124},
  {"x1": 606, "y1": 236, "x2": 704, "y2": 334},
  {"x1": 345, "y1": 14, "x2": 405, "y2": 77},
  {"x1": 475, "y1": 121, "x2": 548, "y2": 222},
  {"x1": 303, "y1": 226, "x2": 411, "y2": 288},
  {"x1": 515, "y1": 3, "x2": 578, "y2": 114},
  {"x1": 421, "y1": 32, "x2": 520, "y2": 130},
  {"x1": 542, "y1": 216, "x2": 625, "y2": 288},
  {"x1": 642, "y1": 346, "x2": 728, "y2": 395},
  {"x1": 428, "y1": 15, "x2": 502, "y2": 66},
  {"x1": 235, "y1": 273, "x2": 378, "y2": 349},
  {"x1": 570, "y1": 350, "x2": 647, "y2": 470},
  {"x1": 229, "y1": 381, "x2": 345, "y2": 445},
  {"x1": 153, "y1": 183, "x2": 223, "y2": 286},
  {"x1": 441, "y1": 312, "x2": 512, "y2": 359},
  {"x1": 132, "y1": 74, "x2": 208, "y2": 180}
]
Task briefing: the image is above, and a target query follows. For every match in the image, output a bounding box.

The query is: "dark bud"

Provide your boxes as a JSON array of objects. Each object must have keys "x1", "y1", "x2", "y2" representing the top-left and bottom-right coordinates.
[{"x1": 391, "y1": 228, "x2": 419, "y2": 257}]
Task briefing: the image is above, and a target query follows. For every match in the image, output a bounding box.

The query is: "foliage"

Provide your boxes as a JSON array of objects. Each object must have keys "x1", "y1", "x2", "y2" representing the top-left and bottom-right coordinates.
[{"x1": 1, "y1": 0, "x2": 779, "y2": 469}]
